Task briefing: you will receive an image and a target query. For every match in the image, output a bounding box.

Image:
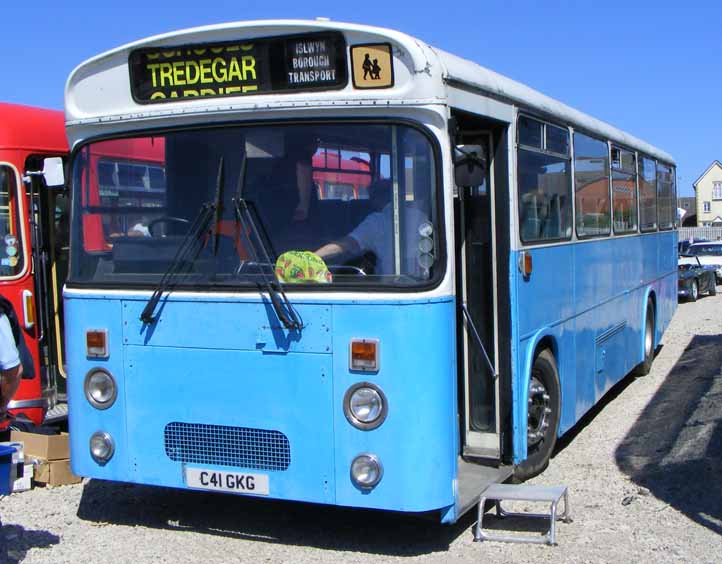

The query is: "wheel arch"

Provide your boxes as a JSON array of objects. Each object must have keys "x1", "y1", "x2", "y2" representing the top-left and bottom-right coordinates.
[{"x1": 516, "y1": 329, "x2": 561, "y2": 464}]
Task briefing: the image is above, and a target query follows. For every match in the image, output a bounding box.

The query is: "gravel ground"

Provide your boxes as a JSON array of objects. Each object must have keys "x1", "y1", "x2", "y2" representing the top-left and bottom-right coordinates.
[{"x1": 2, "y1": 294, "x2": 722, "y2": 564}]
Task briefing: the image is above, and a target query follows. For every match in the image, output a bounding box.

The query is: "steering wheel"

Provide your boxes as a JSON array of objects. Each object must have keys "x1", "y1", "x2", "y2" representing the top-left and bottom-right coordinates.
[
  {"x1": 148, "y1": 216, "x2": 190, "y2": 237},
  {"x1": 328, "y1": 265, "x2": 367, "y2": 276}
]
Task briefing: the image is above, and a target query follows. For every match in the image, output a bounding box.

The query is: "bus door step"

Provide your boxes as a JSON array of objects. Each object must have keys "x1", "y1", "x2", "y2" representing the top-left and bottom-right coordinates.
[
  {"x1": 44, "y1": 402, "x2": 68, "y2": 425},
  {"x1": 474, "y1": 483, "x2": 571, "y2": 545}
]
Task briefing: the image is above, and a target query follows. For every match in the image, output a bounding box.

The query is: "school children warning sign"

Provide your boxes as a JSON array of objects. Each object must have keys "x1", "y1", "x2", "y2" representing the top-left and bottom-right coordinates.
[
  {"x1": 129, "y1": 32, "x2": 347, "y2": 103},
  {"x1": 350, "y1": 44, "x2": 394, "y2": 89}
]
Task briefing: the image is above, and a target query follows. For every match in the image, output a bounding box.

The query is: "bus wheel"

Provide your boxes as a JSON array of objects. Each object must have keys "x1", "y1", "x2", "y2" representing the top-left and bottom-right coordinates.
[
  {"x1": 633, "y1": 300, "x2": 655, "y2": 376},
  {"x1": 515, "y1": 348, "x2": 561, "y2": 482},
  {"x1": 8, "y1": 418, "x2": 34, "y2": 433}
]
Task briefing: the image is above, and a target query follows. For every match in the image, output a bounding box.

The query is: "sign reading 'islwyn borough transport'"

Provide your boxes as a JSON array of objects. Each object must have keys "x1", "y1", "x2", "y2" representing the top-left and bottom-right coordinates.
[{"x1": 128, "y1": 32, "x2": 348, "y2": 103}]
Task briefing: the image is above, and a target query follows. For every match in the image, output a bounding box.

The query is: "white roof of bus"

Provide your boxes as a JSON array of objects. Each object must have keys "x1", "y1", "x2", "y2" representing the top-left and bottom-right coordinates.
[
  {"x1": 433, "y1": 48, "x2": 675, "y2": 164},
  {"x1": 65, "y1": 19, "x2": 674, "y2": 164}
]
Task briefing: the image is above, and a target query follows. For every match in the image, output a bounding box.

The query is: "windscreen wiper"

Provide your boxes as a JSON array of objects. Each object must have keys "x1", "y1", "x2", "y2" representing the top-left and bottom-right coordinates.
[
  {"x1": 211, "y1": 156, "x2": 225, "y2": 256},
  {"x1": 232, "y1": 155, "x2": 303, "y2": 331},
  {"x1": 139, "y1": 158, "x2": 224, "y2": 324}
]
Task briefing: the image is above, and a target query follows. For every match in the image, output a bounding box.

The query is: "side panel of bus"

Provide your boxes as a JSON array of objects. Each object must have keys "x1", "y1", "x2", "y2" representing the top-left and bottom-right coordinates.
[{"x1": 511, "y1": 231, "x2": 677, "y2": 463}]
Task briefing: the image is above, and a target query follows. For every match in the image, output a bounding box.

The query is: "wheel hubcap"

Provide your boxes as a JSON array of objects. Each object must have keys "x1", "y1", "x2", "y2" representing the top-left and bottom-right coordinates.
[
  {"x1": 644, "y1": 311, "x2": 653, "y2": 358},
  {"x1": 527, "y1": 374, "x2": 551, "y2": 447},
  {"x1": 692, "y1": 282, "x2": 698, "y2": 300}
]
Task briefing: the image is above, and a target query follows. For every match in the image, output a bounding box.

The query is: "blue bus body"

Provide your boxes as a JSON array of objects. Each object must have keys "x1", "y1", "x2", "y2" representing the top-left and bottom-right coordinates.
[
  {"x1": 67, "y1": 295, "x2": 461, "y2": 516},
  {"x1": 510, "y1": 231, "x2": 677, "y2": 461},
  {"x1": 61, "y1": 20, "x2": 677, "y2": 525},
  {"x1": 66, "y1": 234, "x2": 675, "y2": 522}
]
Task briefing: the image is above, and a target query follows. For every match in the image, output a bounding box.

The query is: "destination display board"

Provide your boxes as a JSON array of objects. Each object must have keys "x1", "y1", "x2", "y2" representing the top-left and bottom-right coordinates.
[{"x1": 129, "y1": 32, "x2": 348, "y2": 103}]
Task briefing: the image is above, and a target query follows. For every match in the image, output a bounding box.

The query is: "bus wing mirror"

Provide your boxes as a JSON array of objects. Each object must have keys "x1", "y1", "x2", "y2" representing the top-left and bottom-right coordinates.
[
  {"x1": 454, "y1": 145, "x2": 487, "y2": 188},
  {"x1": 42, "y1": 157, "x2": 65, "y2": 188}
]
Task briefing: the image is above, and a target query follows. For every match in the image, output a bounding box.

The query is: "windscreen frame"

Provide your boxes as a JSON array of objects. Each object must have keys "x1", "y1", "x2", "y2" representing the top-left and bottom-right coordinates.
[{"x1": 66, "y1": 117, "x2": 446, "y2": 294}]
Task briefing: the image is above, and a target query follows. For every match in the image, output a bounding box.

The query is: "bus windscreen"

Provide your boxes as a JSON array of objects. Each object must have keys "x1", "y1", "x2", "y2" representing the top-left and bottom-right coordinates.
[{"x1": 70, "y1": 122, "x2": 440, "y2": 289}]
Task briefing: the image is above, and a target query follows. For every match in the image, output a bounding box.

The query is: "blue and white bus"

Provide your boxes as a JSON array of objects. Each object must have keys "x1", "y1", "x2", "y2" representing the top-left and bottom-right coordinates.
[{"x1": 61, "y1": 20, "x2": 676, "y2": 523}]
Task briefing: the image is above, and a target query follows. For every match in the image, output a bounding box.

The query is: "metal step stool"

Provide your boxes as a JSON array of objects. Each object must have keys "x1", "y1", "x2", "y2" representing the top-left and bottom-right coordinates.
[{"x1": 474, "y1": 483, "x2": 571, "y2": 545}]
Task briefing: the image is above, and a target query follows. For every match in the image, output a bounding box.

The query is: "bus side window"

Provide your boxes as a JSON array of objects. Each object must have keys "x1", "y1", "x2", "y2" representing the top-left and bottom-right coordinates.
[
  {"x1": 517, "y1": 117, "x2": 572, "y2": 244},
  {"x1": 518, "y1": 156, "x2": 571, "y2": 243},
  {"x1": 574, "y1": 132, "x2": 610, "y2": 238}
]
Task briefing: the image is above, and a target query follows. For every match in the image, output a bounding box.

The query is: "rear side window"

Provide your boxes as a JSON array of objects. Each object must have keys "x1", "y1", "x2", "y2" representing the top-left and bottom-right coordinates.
[
  {"x1": 638, "y1": 156, "x2": 657, "y2": 232},
  {"x1": 574, "y1": 133, "x2": 610, "y2": 238},
  {"x1": 657, "y1": 163, "x2": 675, "y2": 230},
  {"x1": 0, "y1": 167, "x2": 24, "y2": 277},
  {"x1": 517, "y1": 116, "x2": 572, "y2": 243}
]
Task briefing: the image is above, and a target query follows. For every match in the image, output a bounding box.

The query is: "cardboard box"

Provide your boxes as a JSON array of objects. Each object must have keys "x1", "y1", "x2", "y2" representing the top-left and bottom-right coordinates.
[
  {"x1": 10, "y1": 431, "x2": 69, "y2": 461},
  {"x1": 33, "y1": 459, "x2": 81, "y2": 487}
]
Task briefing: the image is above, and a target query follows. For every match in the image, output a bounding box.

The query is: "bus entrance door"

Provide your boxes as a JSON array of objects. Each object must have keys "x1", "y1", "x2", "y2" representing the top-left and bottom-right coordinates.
[
  {"x1": 25, "y1": 159, "x2": 69, "y2": 408},
  {"x1": 456, "y1": 131, "x2": 500, "y2": 460}
]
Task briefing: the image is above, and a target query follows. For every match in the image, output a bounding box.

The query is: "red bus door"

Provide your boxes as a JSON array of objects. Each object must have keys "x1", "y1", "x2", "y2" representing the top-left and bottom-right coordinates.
[{"x1": 25, "y1": 158, "x2": 69, "y2": 412}]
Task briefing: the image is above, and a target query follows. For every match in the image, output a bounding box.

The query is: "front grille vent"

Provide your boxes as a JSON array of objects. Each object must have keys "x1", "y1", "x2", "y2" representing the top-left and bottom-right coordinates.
[{"x1": 164, "y1": 421, "x2": 290, "y2": 471}]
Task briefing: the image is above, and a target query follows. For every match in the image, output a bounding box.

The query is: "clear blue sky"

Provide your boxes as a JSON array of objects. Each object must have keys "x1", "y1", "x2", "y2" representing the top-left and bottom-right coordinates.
[{"x1": 3, "y1": 0, "x2": 718, "y2": 195}]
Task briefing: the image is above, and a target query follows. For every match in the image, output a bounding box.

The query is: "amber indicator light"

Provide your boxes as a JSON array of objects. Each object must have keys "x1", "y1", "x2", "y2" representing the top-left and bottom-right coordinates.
[
  {"x1": 86, "y1": 330, "x2": 108, "y2": 358},
  {"x1": 23, "y1": 294, "x2": 35, "y2": 326},
  {"x1": 350, "y1": 339, "x2": 379, "y2": 371},
  {"x1": 524, "y1": 253, "x2": 533, "y2": 276}
]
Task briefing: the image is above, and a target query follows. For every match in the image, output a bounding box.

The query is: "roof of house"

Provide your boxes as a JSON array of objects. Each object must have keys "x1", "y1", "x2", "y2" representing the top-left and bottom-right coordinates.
[{"x1": 693, "y1": 160, "x2": 722, "y2": 189}]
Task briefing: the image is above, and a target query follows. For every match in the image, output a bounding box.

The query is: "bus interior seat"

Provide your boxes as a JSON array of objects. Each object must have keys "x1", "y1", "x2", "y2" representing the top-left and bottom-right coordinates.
[
  {"x1": 520, "y1": 195, "x2": 541, "y2": 240},
  {"x1": 542, "y1": 194, "x2": 561, "y2": 238}
]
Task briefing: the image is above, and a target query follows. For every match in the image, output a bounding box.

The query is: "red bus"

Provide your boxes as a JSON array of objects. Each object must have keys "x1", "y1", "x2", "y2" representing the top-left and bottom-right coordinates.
[
  {"x1": 312, "y1": 148, "x2": 372, "y2": 201},
  {"x1": 0, "y1": 102, "x2": 69, "y2": 427},
  {"x1": 78, "y1": 137, "x2": 167, "y2": 252}
]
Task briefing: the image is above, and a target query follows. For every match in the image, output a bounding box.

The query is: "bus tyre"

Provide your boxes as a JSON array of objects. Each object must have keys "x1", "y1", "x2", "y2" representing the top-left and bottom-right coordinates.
[
  {"x1": 633, "y1": 300, "x2": 655, "y2": 377},
  {"x1": 8, "y1": 418, "x2": 34, "y2": 433},
  {"x1": 514, "y1": 349, "x2": 561, "y2": 482}
]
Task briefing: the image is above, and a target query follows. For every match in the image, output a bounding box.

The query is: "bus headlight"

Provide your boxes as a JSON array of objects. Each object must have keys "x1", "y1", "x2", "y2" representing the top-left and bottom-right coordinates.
[
  {"x1": 90, "y1": 431, "x2": 115, "y2": 464},
  {"x1": 350, "y1": 454, "x2": 383, "y2": 490},
  {"x1": 344, "y1": 383, "x2": 387, "y2": 430},
  {"x1": 84, "y1": 369, "x2": 117, "y2": 410}
]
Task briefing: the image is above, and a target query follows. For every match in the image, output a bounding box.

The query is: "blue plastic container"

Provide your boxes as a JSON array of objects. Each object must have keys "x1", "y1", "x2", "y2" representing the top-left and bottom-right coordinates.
[{"x1": 0, "y1": 444, "x2": 16, "y2": 494}]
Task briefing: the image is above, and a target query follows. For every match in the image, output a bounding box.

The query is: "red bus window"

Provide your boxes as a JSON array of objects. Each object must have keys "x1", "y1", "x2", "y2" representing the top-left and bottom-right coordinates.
[
  {"x1": 0, "y1": 166, "x2": 24, "y2": 277},
  {"x1": 312, "y1": 147, "x2": 371, "y2": 200},
  {"x1": 79, "y1": 138, "x2": 167, "y2": 252}
]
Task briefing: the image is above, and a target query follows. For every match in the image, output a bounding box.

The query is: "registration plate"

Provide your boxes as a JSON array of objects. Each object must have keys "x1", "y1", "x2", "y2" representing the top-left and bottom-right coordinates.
[{"x1": 185, "y1": 467, "x2": 270, "y2": 496}]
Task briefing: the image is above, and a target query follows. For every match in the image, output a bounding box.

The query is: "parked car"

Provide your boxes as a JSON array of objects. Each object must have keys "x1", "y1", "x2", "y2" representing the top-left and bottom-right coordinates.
[
  {"x1": 678, "y1": 256, "x2": 717, "y2": 301},
  {"x1": 678, "y1": 237, "x2": 709, "y2": 256},
  {"x1": 683, "y1": 242, "x2": 722, "y2": 282}
]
